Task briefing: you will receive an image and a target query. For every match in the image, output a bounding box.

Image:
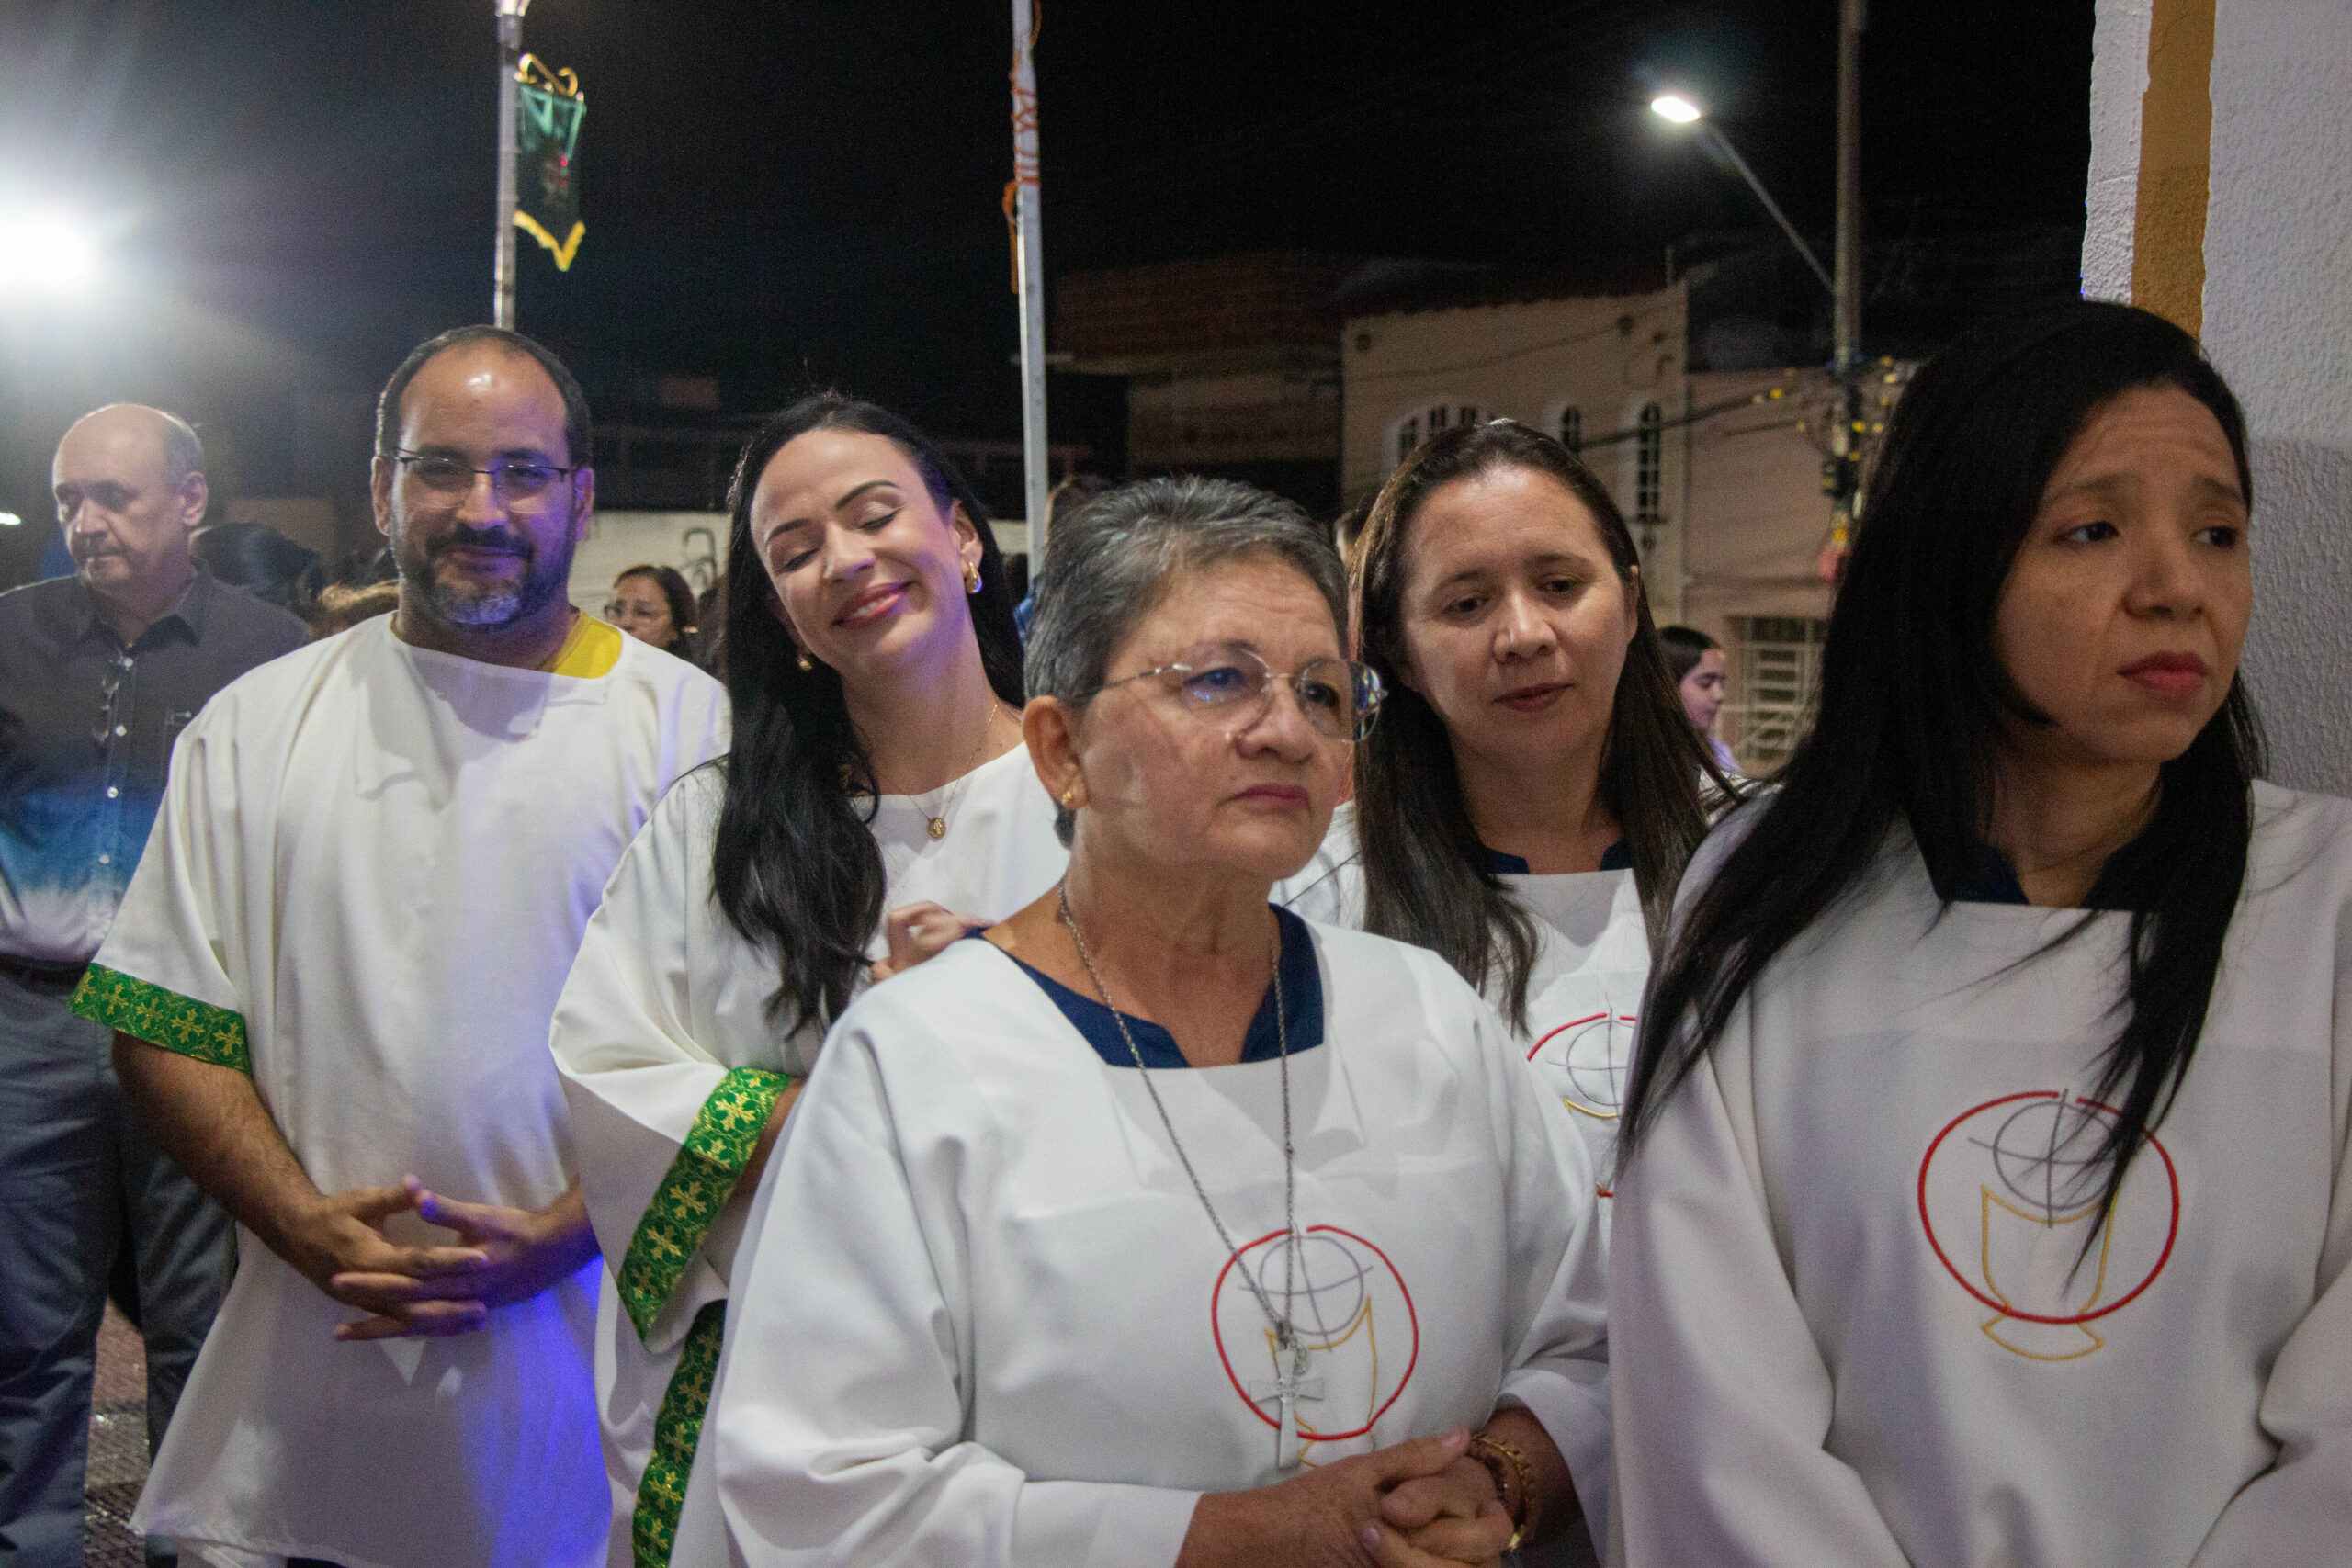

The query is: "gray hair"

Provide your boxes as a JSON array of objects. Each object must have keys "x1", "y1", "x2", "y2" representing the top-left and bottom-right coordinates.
[{"x1": 1026, "y1": 475, "x2": 1348, "y2": 843}]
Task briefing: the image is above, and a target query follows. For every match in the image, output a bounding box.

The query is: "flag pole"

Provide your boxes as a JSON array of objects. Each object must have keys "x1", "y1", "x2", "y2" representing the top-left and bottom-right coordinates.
[
  {"x1": 493, "y1": 0, "x2": 532, "y2": 329},
  {"x1": 1007, "y1": 0, "x2": 1050, "y2": 562}
]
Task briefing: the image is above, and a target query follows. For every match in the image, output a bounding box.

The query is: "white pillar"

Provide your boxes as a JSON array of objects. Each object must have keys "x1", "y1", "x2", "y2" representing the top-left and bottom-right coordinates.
[{"x1": 2085, "y1": 0, "x2": 2352, "y2": 790}]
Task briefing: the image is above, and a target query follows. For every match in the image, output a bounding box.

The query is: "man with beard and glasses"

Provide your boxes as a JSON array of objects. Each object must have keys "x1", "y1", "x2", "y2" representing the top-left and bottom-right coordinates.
[
  {"x1": 0, "y1": 406, "x2": 302, "y2": 1568},
  {"x1": 71, "y1": 328, "x2": 729, "y2": 1568}
]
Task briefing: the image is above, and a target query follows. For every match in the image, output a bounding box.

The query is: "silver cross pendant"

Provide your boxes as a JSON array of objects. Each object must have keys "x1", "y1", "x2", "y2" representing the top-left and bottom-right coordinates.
[{"x1": 1251, "y1": 1330, "x2": 1323, "y2": 1471}]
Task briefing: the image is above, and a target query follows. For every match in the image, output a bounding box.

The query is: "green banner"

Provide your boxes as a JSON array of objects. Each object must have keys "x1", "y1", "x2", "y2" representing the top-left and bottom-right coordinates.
[{"x1": 516, "y1": 58, "x2": 585, "y2": 270}]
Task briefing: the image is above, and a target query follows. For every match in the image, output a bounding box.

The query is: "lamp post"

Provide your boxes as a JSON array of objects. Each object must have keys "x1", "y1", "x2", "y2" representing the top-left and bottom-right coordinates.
[
  {"x1": 1649, "y1": 94, "x2": 1833, "y2": 296},
  {"x1": 493, "y1": 0, "x2": 533, "y2": 329},
  {"x1": 1652, "y1": 0, "x2": 1868, "y2": 564}
]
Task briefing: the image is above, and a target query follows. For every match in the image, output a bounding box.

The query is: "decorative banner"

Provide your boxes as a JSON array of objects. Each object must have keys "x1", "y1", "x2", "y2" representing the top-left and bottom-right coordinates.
[{"x1": 515, "y1": 54, "x2": 585, "y2": 271}]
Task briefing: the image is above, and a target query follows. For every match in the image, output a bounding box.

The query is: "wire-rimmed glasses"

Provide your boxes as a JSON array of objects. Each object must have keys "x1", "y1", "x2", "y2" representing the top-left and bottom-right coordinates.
[
  {"x1": 392, "y1": 450, "x2": 579, "y2": 507},
  {"x1": 1090, "y1": 641, "x2": 1385, "y2": 742}
]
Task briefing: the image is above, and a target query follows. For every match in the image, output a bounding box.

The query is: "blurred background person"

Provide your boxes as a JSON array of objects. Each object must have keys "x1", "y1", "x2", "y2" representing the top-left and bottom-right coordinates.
[
  {"x1": 1012, "y1": 471, "x2": 1111, "y2": 642},
  {"x1": 693, "y1": 572, "x2": 729, "y2": 681},
  {"x1": 306, "y1": 579, "x2": 402, "y2": 641},
  {"x1": 606, "y1": 562, "x2": 700, "y2": 660},
  {"x1": 1657, "y1": 625, "x2": 1736, "y2": 773},
  {"x1": 190, "y1": 522, "x2": 325, "y2": 625},
  {"x1": 0, "y1": 405, "x2": 304, "y2": 1568}
]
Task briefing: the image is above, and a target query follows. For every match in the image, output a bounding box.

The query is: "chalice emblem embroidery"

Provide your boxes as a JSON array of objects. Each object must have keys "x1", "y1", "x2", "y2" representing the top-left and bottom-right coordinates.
[
  {"x1": 1917, "y1": 1090, "x2": 2180, "y2": 1360},
  {"x1": 1211, "y1": 1225, "x2": 1419, "y2": 1469}
]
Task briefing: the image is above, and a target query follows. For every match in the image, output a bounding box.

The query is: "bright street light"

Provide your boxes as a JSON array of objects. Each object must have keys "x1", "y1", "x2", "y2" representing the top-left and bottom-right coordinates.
[
  {"x1": 1646, "y1": 96, "x2": 1832, "y2": 295},
  {"x1": 0, "y1": 209, "x2": 100, "y2": 299}
]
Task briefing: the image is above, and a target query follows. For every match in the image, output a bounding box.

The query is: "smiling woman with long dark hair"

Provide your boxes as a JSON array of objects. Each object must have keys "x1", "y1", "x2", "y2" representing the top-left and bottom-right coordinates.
[
  {"x1": 1609, "y1": 300, "x2": 2352, "y2": 1567},
  {"x1": 549, "y1": 393, "x2": 1067, "y2": 1562}
]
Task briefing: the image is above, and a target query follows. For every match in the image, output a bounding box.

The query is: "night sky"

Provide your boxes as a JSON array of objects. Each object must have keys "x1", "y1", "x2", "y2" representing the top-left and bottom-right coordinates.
[{"x1": 0, "y1": 1, "x2": 2092, "y2": 574}]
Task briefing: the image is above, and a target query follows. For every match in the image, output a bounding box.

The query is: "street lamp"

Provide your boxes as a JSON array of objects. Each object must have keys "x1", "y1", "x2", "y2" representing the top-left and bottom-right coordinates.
[
  {"x1": 0, "y1": 209, "x2": 100, "y2": 301},
  {"x1": 1648, "y1": 95, "x2": 1832, "y2": 295}
]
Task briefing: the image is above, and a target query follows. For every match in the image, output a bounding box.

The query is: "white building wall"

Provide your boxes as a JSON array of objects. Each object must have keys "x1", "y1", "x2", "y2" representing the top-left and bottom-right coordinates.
[
  {"x1": 2204, "y1": 0, "x2": 2352, "y2": 791},
  {"x1": 1340, "y1": 286, "x2": 1689, "y2": 619},
  {"x1": 2090, "y1": 0, "x2": 2352, "y2": 790}
]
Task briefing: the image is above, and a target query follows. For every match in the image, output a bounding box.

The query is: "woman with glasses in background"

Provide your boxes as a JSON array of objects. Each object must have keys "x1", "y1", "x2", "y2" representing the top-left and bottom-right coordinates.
[
  {"x1": 698, "y1": 475, "x2": 1611, "y2": 1568},
  {"x1": 606, "y1": 562, "x2": 700, "y2": 660},
  {"x1": 550, "y1": 394, "x2": 1067, "y2": 1564}
]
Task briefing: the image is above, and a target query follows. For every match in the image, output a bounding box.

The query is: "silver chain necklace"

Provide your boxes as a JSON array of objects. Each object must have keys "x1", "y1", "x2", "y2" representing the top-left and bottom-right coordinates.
[{"x1": 1057, "y1": 882, "x2": 1319, "y2": 1468}]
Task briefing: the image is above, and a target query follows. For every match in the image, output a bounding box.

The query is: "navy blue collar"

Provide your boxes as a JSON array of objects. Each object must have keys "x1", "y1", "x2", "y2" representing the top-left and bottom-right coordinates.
[
  {"x1": 1487, "y1": 840, "x2": 1630, "y2": 876},
  {"x1": 989, "y1": 906, "x2": 1325, "y2": 1067},
  {"x1": 1928, "y1": 836, "x2": 2156, "y2": 912}
]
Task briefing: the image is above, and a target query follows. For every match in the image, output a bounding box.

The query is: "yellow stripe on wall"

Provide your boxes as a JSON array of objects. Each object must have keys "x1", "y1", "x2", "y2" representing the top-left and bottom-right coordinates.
[{"x1": 2132, "y1": 0, "x2": 2216, "y2": 336}]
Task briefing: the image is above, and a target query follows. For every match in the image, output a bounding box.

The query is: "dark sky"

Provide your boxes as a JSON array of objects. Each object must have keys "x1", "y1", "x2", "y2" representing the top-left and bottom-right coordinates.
[{"x1": 0, "y1": 1, "x2": 2092, "y2": 563}]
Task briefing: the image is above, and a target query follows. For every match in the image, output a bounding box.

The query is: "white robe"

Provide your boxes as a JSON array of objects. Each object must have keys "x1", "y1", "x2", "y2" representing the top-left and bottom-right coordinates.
[
  {"x1": 1610, "y1": 780, "x2": 2352, "y2": 1568},
  {"x1": 74, "y1": 616, "x2": 728, "y2": 1568},
  {"x1": 1279, "y1": 803, "x2": 1651, "y2": 1198},
  {"x1": 548, "y1": 743, "x2": 1067, "y2": 1562},
  {"x1": 703, "y1": 920, "x2": 1612, "y2": 1568}
]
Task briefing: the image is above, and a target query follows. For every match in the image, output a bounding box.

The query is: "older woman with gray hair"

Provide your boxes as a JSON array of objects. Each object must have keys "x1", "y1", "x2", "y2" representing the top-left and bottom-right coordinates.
[{"x1": 700, "y1": 477, "x2": 1611, "y2": 1568}]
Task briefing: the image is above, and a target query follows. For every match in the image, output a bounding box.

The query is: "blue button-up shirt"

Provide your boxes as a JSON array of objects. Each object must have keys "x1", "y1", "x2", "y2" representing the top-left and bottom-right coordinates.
[{"x1": 0, "y1": 570, "x2": 307, "y2": 964}]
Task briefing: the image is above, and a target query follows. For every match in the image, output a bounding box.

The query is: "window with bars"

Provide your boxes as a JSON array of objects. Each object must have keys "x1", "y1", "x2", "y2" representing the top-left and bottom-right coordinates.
[
  {"x1": 1725, "y1": 616, "x2": 1828, "y2": 771},
  {"x1": 1634, "y1": 402, "x2": 1664, "y2": 520},
  {"x1": 1388, "y1": 403, "x2": 1482, "y2": 471},
  {"x1": 1557, "y1": 406, "x2": 1582, "y2": 453}
]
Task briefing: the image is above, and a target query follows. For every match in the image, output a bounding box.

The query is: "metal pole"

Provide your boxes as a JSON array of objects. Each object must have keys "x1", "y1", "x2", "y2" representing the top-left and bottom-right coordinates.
[
  {"x1": 1009, "y1": 0, "x2": 1051, "y2": 564},
  {"x1": 1702, "y1": 124, "x2": 1834, "y2": 296},
  {"x1": 493, "y1": 1, "x2": 530, "y2": 329},
  {"x1": 1827, "y1": 0, "x2": 1867, "y2": 553},
  {"x1": 1833, "y1": 0, "x2": 1865, "y2": 373}
]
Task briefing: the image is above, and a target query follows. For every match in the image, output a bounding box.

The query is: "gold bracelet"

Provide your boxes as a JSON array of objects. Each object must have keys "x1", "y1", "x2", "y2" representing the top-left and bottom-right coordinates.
[{"x1": 1469, "y1": 1432, "x2": 1537, "y2": 1551}]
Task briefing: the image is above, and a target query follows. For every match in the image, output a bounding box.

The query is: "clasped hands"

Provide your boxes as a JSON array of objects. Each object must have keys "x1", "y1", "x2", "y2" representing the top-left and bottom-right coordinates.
[
  {"x1": 1182, "y1": 1427, "x2": 1517, "y2": 1568},
  {"x1": 281, "y1": 1176, "x2": 599, "y2": 1342}
]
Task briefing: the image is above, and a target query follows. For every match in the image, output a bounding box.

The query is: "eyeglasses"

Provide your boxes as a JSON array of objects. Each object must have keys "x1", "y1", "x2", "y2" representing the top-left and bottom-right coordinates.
[
  {"x1": 393, "y1": 450, "x2": 579, "y2": 505},
  {"x1": 1091, "y1": 641, "x2": 1385, "y2": 742}
]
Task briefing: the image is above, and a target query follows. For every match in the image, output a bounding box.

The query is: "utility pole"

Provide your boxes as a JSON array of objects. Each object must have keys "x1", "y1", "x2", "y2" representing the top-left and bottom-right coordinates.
[
  {"x1": 1008, "y1": 0, "x2": 1051, "y2": 564},
  {"x1": 493, "y1": 0, "x2": 532, "y2": 329},
  {"x1": 1826, "y1": 0, "x2": 1867, "y2": 558}
]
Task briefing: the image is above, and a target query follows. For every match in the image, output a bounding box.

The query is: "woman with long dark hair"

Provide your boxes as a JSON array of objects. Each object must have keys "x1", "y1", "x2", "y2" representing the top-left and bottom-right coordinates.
[
  {"x1": 1610, "y1": 301, "x2": 2350, "y2": 1566},
  {"x1": 1283, "y1": 420, "x2": 1734, "y2": 1209},
  {"x1": 549, "y1": 394, "x2": 1067, "y2": 1563}
]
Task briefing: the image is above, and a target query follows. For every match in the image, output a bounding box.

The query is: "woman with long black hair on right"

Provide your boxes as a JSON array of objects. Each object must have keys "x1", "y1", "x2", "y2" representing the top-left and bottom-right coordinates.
[
  {"x1": 548, "y1": 394, "x2": 1067, "y2": 1565},
  {"x1": 1610, "y1": 301, "x2": 2351, "y2": 1566}
]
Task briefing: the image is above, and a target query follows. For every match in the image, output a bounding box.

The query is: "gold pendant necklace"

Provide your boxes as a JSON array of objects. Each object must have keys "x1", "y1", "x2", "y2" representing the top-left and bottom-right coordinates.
[{"x1": 926, "y1": 707, "x2": 1000, "y2": 840}]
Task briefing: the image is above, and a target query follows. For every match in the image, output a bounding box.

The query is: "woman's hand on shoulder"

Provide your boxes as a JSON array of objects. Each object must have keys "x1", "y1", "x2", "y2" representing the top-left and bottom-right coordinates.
[
  {"x1": 870, "y1": 901, "x2": 982, "y2": 982},
  {"x1": 1175, "y1": 1428, "x2": 1510, "y2": 1568}
]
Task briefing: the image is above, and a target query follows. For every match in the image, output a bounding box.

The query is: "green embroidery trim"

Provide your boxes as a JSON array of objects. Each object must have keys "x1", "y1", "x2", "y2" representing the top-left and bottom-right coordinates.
[
  {"x1": 616, "y1": 1066, "x2": 788, "y2": 1341},
  {"x1": 631, "y1": 1300, "x2": 725, "y2": 1568},
  {"x1": 71, "y1": 964, "x2": 252, "y2": 1076}
]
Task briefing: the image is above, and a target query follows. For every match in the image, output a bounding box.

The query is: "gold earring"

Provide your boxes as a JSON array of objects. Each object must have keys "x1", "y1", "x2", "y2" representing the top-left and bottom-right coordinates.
[
  {"x1": 963, "y1": 559, "x2": 981, "y2": 594},
  {"x1": 1059, "y1": 785, "x2": 1076, "y2": 807},
  {"x1": 797, "y1": 649, "x2": 814, "y2": 671}
]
